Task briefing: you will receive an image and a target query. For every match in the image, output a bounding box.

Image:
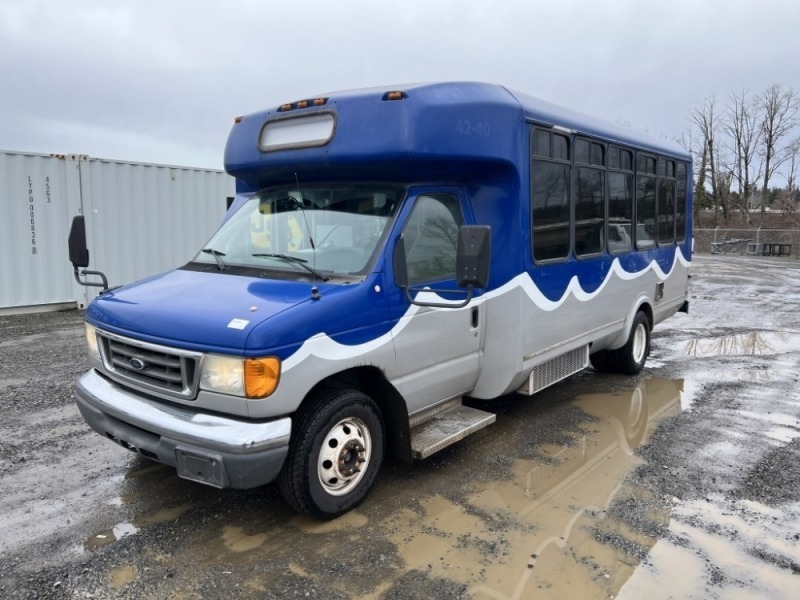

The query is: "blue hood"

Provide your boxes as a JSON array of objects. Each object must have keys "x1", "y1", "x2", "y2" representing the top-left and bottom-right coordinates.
[{"x1": 86, "y1": 269, "x2": 315, "y2": 354}]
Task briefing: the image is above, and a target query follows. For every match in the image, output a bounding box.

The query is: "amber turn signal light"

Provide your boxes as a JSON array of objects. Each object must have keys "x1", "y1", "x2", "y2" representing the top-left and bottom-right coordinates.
[{"x1": 244, "y1": 357, "x2": 281, "y2": 398}]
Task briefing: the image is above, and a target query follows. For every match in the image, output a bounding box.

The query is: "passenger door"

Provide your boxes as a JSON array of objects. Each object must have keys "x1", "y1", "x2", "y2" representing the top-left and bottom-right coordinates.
[{"x1": 389, "y1": 193, "x2": 483, "y2": 414}]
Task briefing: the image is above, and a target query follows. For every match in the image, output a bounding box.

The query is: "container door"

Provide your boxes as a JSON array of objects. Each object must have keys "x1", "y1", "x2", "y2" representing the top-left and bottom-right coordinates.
[
  {"x1": 0, "y1": 152, "x2": 84, "y2": 311},
  {"x1": 389, "y1": 192, "x2": 483, "y2": 414}
]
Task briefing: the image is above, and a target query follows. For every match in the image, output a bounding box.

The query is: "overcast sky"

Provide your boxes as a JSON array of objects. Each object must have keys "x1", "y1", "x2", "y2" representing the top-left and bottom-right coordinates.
[{"x1": 2, "y1": 0, "x2": 798, "y2": 171}]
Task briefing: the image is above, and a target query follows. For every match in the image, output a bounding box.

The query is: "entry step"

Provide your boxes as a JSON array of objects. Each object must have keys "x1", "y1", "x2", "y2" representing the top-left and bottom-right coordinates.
[{"x1": 410, "y1": 402, "x2": 496, "y2": 460}]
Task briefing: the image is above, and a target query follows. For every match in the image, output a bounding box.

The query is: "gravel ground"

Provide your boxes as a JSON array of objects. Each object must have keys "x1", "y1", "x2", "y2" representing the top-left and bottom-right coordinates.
[{"x1": 0, "y1": 254, "x2": 798, "y2": 599}]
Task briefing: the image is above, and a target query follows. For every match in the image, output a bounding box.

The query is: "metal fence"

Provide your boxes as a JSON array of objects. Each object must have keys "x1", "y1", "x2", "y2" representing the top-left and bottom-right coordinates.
[{"x1": 694, "y1": 228, "x2": 800, "y2": 257}]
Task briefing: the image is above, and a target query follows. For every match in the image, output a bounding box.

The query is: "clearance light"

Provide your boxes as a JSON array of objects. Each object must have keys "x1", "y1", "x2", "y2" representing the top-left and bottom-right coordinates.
[
  {"x1": 384, "y1": 91, "x2": 407, "y2": 101},
  {"x1": 313, "y1": 98, "x2": 327, "y2": 106},
  {"x1": 244, "y1": 357, "x2": 281, "y2": 398},
  {"x1": 234, "y1": 115, "x2": 243, "y2": 124},
  {"x1": 297, "y1": 100, "x2": 310, "y2": 109},
  {"x1": 279, "y1": 103, "x2": 294, "y2": 112}
]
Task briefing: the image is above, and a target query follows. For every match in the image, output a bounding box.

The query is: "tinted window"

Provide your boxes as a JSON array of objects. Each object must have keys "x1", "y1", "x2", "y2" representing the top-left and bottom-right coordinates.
[
  {"x1": 403, "y1": 195, "x2": 462, "y2": 284},
  {"x1": 657, "y1": 159, "x2": 676, "y2": 245},
  {"x1": 676, "y1": 162, "x2": 687, "y2": 242},
  {"x1": 620, "y1": 149, "x2": 632, "y2": 171},
  {"x1": 657, "y1": 179, "x2": 675, "y2": 244},
  {"x1": 575, "y1": 139, "x2": 590, "y2": 164},
  {"x1": 591, "y1": 142, "x2": 604, "y2": 166},
  {"x1": 636, "y1": 174, "x2": 656, "y2": 249},
  {"x1": 575, "y1": 167, "x2": 604, "y2": 256},
  {"x1": 532, "y1": 161, "x2": 570, "y2": 261},
  {"x1": 533, "y1": 129, "x2": 550, "y2": 157},
  {"x1": 638, "y1": 154, "x2": 656, "y2": 175},
  {"x1": 609, "y1": 147, "x2": 620, "y2": 169},
  {"x1": 553, "y1": 134, "x2": 569, "y2": 161},
  {"x1": 608, "y1": 171, "x2": 633, "y2": 253}
]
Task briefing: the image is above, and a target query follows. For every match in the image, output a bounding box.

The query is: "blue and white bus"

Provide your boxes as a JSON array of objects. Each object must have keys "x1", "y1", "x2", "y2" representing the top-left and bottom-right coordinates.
[{"x1": 71, "y1": 82, "x2": 691, "y2": 518}]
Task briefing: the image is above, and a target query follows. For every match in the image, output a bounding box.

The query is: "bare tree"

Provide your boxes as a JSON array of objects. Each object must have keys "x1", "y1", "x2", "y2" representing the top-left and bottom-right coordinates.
[
  {"x1": 691, "y1": 96, "x2": 727, "y2": 222},
  {"x1": 726, "y1": 89, "x2": 763, "y2": 224},
  {"x1": 784, "y1": 137, "x2": 800, "y2": 214},
  {"x1": 758, "y1": 84, "x2": 800, "y2": 219}
]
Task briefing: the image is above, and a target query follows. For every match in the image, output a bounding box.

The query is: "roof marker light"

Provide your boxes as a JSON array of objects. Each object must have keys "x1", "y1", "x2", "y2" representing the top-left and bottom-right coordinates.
[
  {"x1": 297, "y1": 100, "x2": 310, "y2": 109},
  {"x1": 279, "y1": 103, "x2": 294, "y2": 112},
  {"x1": 383, "y1": 91, "x2": 408, "y2": 101},
  {"x1": 313, "y1": 98, "x2": 327, "y2": 106},
  {"x1": 234, "y1": 116, "x2": 243, "y2": 124}
]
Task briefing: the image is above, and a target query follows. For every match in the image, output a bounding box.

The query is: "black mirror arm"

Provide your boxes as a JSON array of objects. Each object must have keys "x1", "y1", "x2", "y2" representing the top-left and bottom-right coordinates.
[
  {"x1": 403, "y1": 285, "x2": 474, "y2": 309},
  {"x1": 73, "y1": 266, "x2": 109, "y2": 291}
]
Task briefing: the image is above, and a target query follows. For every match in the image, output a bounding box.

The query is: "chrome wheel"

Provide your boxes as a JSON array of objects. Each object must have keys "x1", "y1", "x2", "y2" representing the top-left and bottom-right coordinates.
[
  {"x1": 632, "y1": 322, "x2": 648, "y2": 365},
  {"x1": 279, "y1": 389, "x2": 384, "y2": 519},
  {"x1": 317, "y1": 417, "x2": 371, "y2": 496}
]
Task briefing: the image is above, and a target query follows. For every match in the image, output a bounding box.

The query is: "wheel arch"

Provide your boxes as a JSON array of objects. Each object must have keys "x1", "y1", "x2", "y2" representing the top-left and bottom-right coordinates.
[
  {"x1": 610, "y1": 295, "x2": 654, "y2": 350},
  {"x1": 298, "y1": 366, "x2": 412, "y2": 464}
]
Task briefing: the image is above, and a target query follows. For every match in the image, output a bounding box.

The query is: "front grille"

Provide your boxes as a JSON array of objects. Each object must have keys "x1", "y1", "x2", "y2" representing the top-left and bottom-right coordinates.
[{"x1": 97, "y1": 330, "x2": 201, "y2": 400}]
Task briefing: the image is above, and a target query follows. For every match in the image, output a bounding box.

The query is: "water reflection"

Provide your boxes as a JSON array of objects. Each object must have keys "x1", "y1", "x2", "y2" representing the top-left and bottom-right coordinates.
[
  {"x1": 682, "y1": 331, "x2": 800, "y2": 357},
  {"x1": 83, "y1": 459, "x2": 222, "y2": 552},
  {"x1": 84, "y1": 522, "x2": 139, "y2": 550},
  {"x1": 384, "y1": 379, "x2": 684, "y2": 600},
  {"x1": 81, "y1": 379, "x2": 686, "y2": 600}
]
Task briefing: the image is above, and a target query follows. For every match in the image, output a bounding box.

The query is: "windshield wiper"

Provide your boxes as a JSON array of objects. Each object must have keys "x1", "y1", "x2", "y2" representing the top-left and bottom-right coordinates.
[
  {"x1": 201, "y1": 247, "x2": 227, "y2": 271},
  {"x1": 252, "y1": 253, "x2": 329, "y2": 281}
]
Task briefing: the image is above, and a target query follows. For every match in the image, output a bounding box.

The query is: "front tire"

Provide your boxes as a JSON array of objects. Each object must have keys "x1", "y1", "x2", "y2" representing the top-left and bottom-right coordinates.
[{"x1": 278, "y1": 389, "x2": 384, "y2": 520}]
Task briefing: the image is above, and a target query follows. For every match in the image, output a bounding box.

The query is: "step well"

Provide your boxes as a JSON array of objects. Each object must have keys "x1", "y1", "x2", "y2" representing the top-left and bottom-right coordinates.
[{"x1": 409, "y1": 400, "x2": 496, "y2": 460}]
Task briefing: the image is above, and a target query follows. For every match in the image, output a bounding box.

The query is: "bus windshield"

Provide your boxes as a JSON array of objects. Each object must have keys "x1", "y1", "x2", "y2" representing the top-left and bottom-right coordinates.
[{"x1": 194, "y1": 185, "x2": 403, "y2": 278}]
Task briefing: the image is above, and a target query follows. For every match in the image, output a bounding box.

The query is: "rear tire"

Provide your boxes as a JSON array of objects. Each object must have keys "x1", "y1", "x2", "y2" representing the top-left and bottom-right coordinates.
[
  {"x1": 610, "y1": 311, "x2": 650, "y2": 375},
  {"x1": 278, "y1": 388, "x2": 384, "y2": 520}
]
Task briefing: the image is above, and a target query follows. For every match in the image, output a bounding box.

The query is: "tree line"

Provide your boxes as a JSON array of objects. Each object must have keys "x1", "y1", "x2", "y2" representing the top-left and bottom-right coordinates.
[{"x1": 682, "y1": 84, "x2": 799, "y2": 226}]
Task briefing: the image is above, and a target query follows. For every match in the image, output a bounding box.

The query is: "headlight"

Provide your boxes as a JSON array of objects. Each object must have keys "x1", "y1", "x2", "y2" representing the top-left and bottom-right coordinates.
[
  {"x1": 200, "y1": 355, "x2": 280, "y2": 398},
  {"x1": 85, "y1": 323, "x2": 101, "y2": 361}
]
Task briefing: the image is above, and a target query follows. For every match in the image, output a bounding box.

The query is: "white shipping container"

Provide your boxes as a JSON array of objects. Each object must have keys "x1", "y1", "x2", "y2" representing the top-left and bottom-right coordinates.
[{"x1": 0, "y1": 151, "x2": 234, "y2": 313}]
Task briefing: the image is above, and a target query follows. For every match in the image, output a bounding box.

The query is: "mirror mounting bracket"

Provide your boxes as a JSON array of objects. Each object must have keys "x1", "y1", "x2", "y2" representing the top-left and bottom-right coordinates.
[
  {"x1": 72, "y1": 267, "x2": 109, "y2": 291},
  {"x1": 403, "y1": 285, "x2": 474, "y2": 309}
]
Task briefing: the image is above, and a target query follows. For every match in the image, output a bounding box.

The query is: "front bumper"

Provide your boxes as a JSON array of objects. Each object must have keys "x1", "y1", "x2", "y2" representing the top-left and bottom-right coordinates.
[{"x1": 74, "y1": 370, "x2": 291, "y2": 489}]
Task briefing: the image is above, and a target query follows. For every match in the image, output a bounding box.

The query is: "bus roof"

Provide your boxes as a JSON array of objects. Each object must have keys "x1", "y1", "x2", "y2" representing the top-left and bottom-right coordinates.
[{"x1": 224, "y1": 82, "x2": 689, "y2": 190}]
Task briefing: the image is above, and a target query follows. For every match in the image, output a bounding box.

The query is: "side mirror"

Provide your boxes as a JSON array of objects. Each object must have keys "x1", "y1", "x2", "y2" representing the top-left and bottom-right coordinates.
[
  {"x1": 456, "y1": 225, "x2": 491, "y2": 288},
  {"x1": 393, "y1": 225, "x2": 491, "y2": 309},
  {"x1": 68, "y1": 215, "x2": 109, "y2": 291},
  {"x1": 68, "y1": 216, "x2": 90, "y2": 268}
]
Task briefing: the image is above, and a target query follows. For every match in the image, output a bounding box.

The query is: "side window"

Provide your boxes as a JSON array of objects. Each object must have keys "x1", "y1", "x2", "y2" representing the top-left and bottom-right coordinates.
[
  {"x1": 635, "y1": 154, "x2": 657, "y2": 249},
  {"x1": 657, "y1": 158, "x2": 676, "y2": 245},
  {"x1": 608, "y1": 147, "x2": 633, "y2": 253},
  {"x1": 402, "y1": 194, "x2": 462, "y2": 284},
  {"x1": 532, "y1": 128, "x2": 571, "y2": 262},
  {"x1": 575, "y1": 139, "x2": 605, "y2": 257},
  {"x1": 676, "y1": 162, "x2": 687, "y2": 242}
]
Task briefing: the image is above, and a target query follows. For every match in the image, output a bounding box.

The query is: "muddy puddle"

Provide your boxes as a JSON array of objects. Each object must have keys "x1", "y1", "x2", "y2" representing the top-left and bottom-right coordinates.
[
  {"x1": 364, "y1": 379, "x2": 685, "y2": 599},
  {"x1": 79, "y1": 377, "x2": 798, "y2": 599},
  {"x1": 619, "y1": 499, "x2": 800, "y2": 600},
  {"x1": 83, "y1": 459, "x2": 223, "y2": 553},
  {"x1": 93, "y1": 379, "x2": 683, "y2": 598}
]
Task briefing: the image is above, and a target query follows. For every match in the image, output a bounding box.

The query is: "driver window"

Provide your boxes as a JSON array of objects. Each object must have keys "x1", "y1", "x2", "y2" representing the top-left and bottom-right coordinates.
[{"x1": 402, "y1": 194, "x2": 462, "y2": 284}]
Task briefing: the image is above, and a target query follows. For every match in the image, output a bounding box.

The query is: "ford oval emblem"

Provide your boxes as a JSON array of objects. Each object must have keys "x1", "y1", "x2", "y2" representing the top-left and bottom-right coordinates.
[{"x1": 129, "y1": 358, "x2": 146, "y2": 371}]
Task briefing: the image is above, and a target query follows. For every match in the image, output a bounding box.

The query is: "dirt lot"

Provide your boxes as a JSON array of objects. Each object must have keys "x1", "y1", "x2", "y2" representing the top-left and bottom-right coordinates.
[{"x1": 1, "y1": 254, "x2": 798, "y2": 599}]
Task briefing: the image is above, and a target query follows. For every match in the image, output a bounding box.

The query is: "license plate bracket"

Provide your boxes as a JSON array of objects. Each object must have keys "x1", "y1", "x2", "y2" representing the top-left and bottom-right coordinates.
[{"x1": 175, "y1": 447, "x2": 226, "y2": 488}]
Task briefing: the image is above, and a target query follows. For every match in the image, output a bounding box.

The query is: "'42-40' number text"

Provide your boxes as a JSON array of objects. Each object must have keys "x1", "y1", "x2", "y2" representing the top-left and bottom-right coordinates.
[{"x1": 455, "y1": 120, "x2": 491, "y2": 137}]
